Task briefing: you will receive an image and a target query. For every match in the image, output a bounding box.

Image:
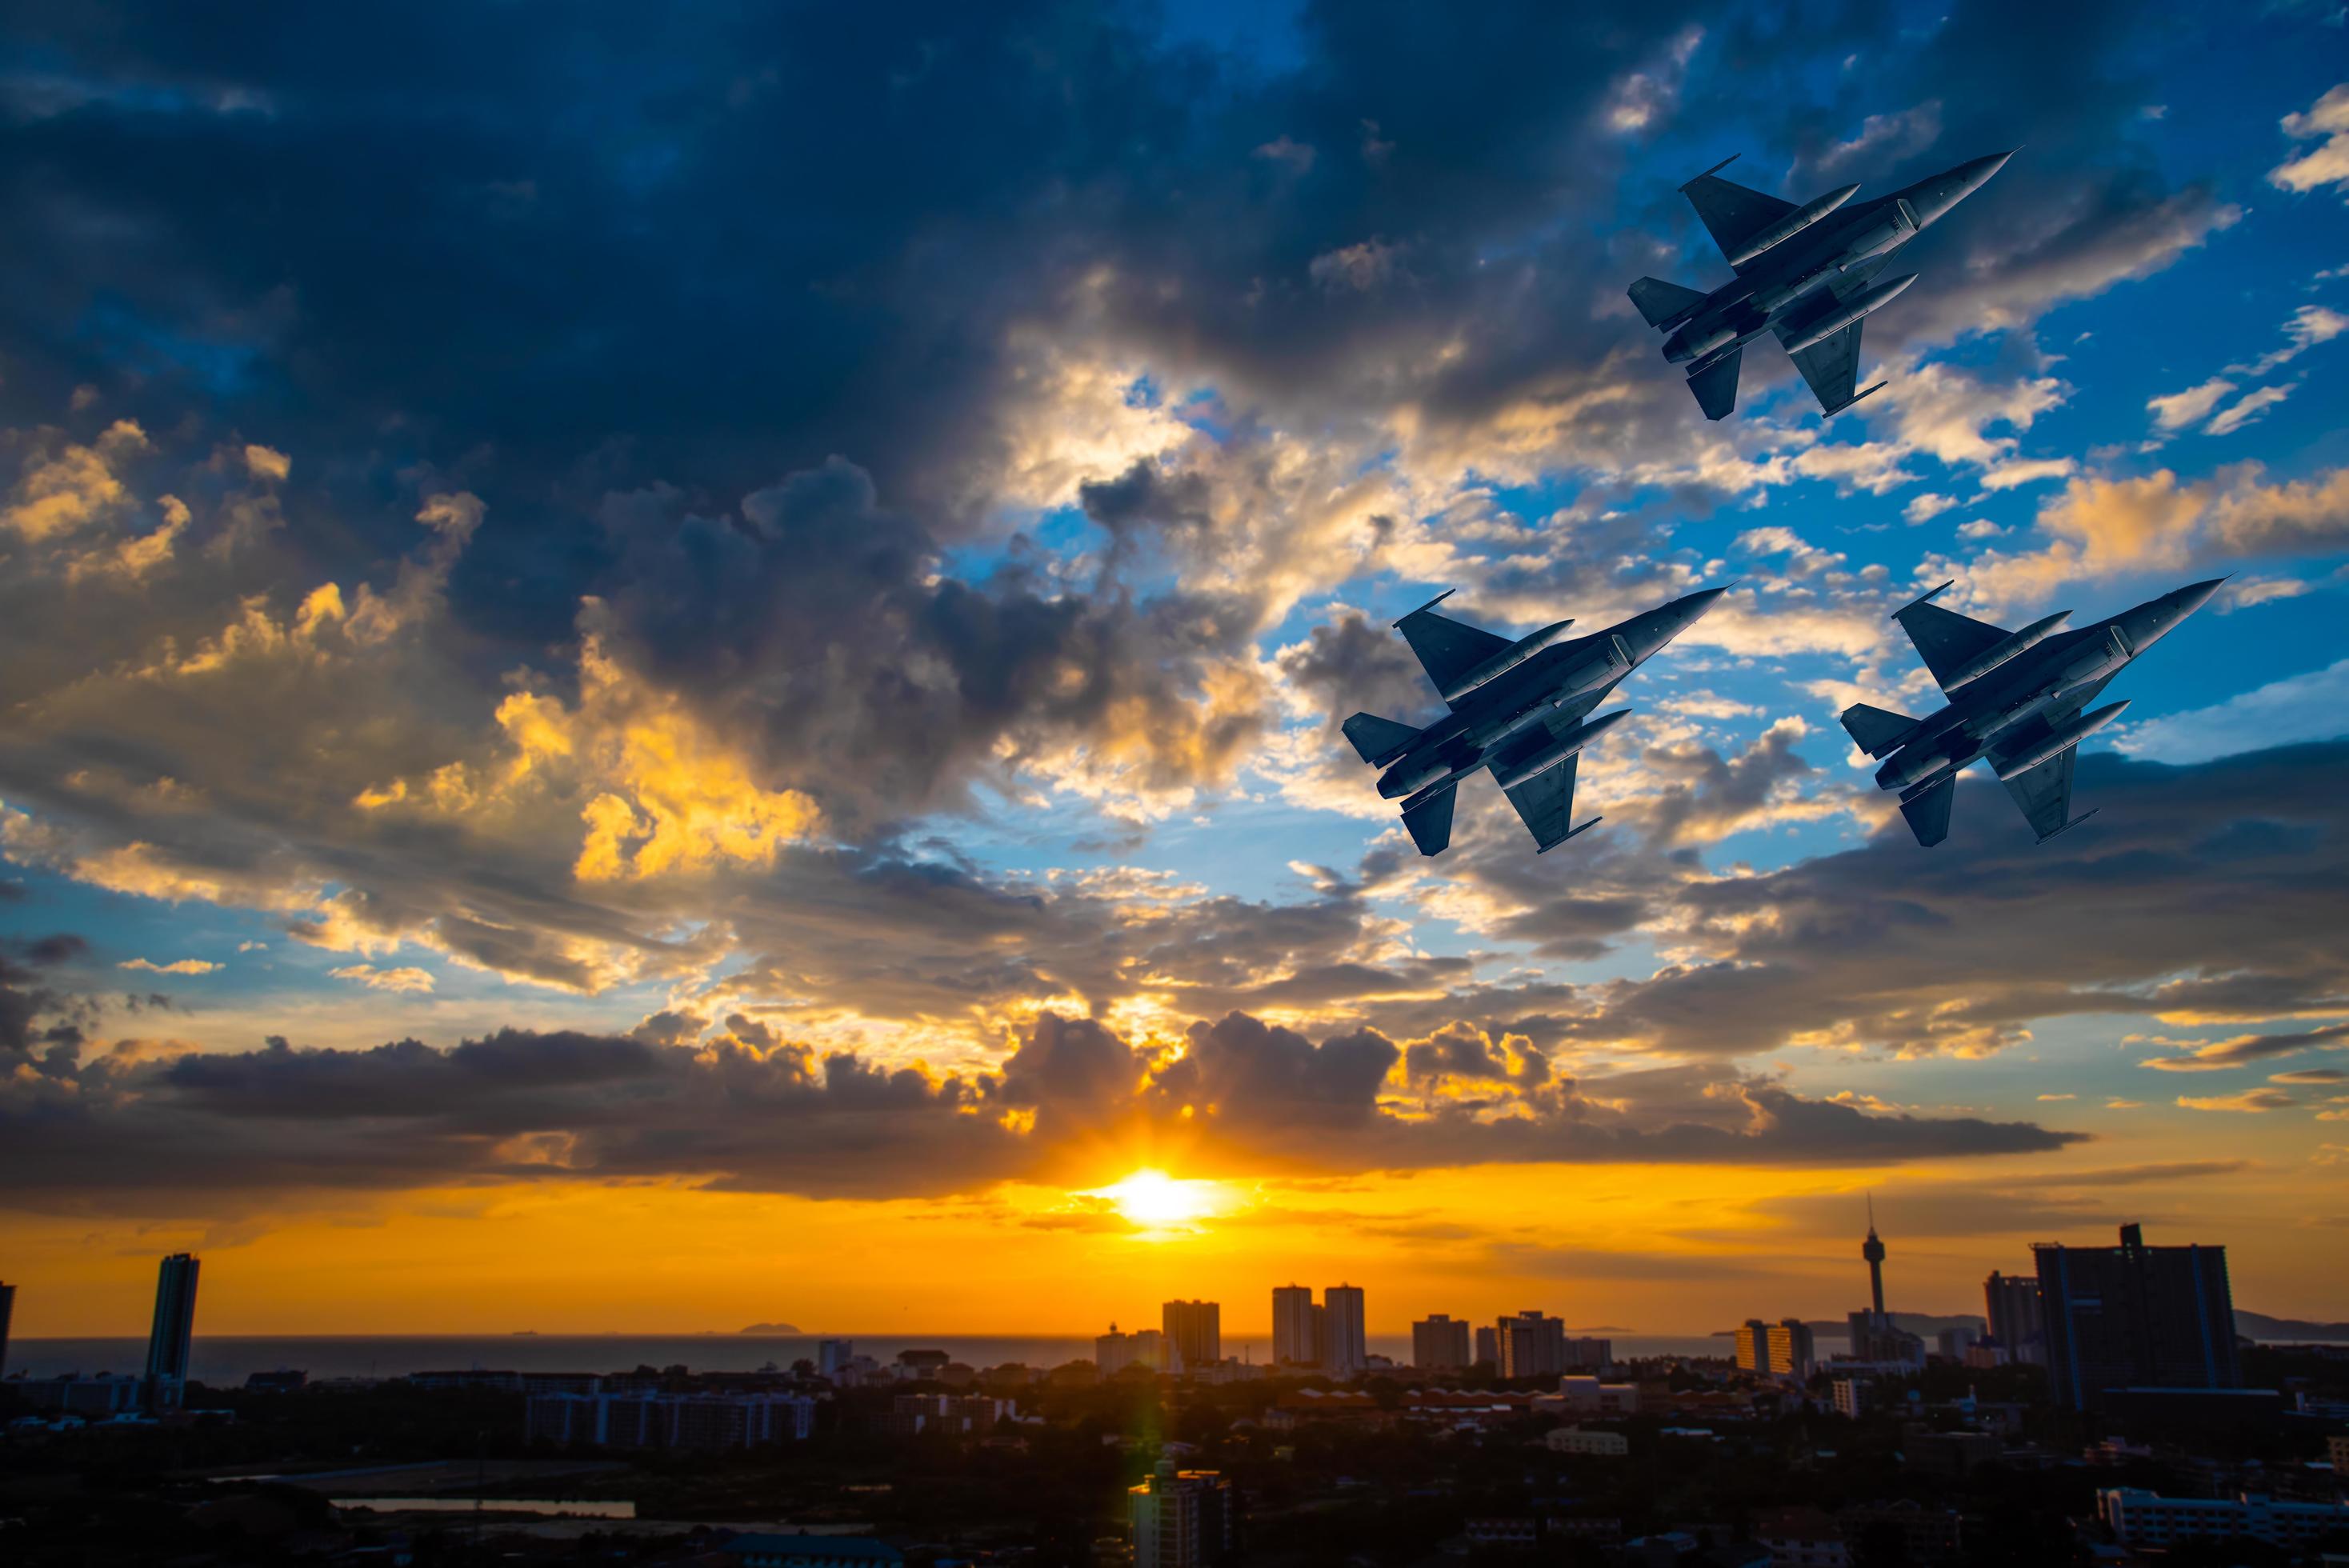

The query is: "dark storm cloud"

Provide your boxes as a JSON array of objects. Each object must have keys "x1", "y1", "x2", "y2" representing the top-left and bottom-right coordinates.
[
  {"x1": 588, "y1": 458, "x2": 1271, "y2": 819},
  {"x1": 0, "y1": 0, "x2": 2309, "y2": 1228},
  {"x1": 0, "y1": 1003, "x2": 2079, "y2": 1214},
  {"x1": 0, "y1": 0, "x2": 1703, "y2": 550},
  {"x1": 162, "y1": 1029, "x2": 670, "y2": 1118},
  {"x1": 1419, "y1": 743, "x2": 2349, "y2": 1064},
  {"x1": 1154, "y1": 1013, "x2": 1399, "y2": 1129},
  {"x1": 0, "y1": 931, "x2": 90, "y2": 1058},
  {"x1": 0, "y1": 0, "x2": 2239, "y2": 894},
  {"x1": 6, "y1": 0, "x2": 2215, "y2": 564}
]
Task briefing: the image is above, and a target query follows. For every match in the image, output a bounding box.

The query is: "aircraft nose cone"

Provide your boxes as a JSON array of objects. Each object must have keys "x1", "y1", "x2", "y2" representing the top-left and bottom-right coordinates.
[
  {"x1": 2177, "y1": 576, "x2": 2228, "y2": 612},
  {"x1": 1681, "y1": 582, "x2": 1735, "y2": 616},
  {"x1": 1968, "y1": 149, "x2": 2018, "y2": 186}
]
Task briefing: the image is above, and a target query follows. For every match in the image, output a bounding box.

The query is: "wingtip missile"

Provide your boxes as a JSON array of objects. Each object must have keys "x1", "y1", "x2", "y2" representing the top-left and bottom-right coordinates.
[
  {"x1": 1538, "y1": 816, "x2": 1604, "y2": 854},
  {"x1": 2036, "y1": 807, "x2": 2099, "y2": 845},
  {"x1": 1393, "y1": 588, "x2": 1455, "y2": 626},
  {"x1": 1827, "y1": 382, "x2": 1889, "y2": 418},
  {"x1": 1680, "y1": 154, "x2": 1740, "y2": 190},
  {"x1": 1895, "y1": 580, "x2": 1956, "y2": 618}
]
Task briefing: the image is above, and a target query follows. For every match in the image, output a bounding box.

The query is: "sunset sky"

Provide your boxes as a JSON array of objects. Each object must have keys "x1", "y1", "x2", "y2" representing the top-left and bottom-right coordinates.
[{"x1": 3, "y1": 1, "x2": 2347, "y2": 1342}]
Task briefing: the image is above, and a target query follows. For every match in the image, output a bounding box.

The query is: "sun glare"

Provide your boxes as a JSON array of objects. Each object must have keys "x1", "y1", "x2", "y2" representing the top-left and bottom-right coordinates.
[{"x1": 1090, "y1": 1169, "x2": 1223, "y2": 1230}]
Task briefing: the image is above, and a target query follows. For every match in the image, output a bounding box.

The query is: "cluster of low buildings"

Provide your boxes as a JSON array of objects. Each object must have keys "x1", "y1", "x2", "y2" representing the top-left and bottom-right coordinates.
[
  {"x1": 1089, "y1": 1286, "x2": 1618, "y2": 1387},
  {"x1": 511, "y1": 1364, "x2": 1022, "y2": 1453}
]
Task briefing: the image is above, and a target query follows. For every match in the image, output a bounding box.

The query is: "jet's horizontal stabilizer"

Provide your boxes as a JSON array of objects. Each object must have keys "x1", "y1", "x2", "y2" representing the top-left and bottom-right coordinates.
[
  {"x1": 1629, "y1": 276, "x2": 1709, "y2": 329},
  {"x1": 1343, "y1": 711, "x2": 1421, "y2": 768},
  {"x1": 1687, "y1": 346, "x2": 1741, "y2": 421},
  {"x1": 1899, "y1": 774, "x2": 1955, "y2": 848},
  {"x1": 1839, "y1": 702, "x2": 1918, "y2": 758},
  {"x1": 1401, "y1": 784, "x2": 1456, "y2": 858}
]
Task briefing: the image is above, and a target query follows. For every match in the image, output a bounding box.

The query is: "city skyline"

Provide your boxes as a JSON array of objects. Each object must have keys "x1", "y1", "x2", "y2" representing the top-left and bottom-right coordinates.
[
  {"x1": 4, "y1": 1, "x2": 2348, "y2": 1341},
  {"x1": 11, "y1": 1208, "x2": 2309, "y2": 1353}
]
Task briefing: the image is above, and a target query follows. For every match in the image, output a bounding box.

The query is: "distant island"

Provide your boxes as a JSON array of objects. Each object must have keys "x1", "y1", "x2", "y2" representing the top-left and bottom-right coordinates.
[
  {"x1": 1710, "y1": 1312, "x2": 1985, "y2": 1338},
  {"x1": 738, "y1": 1322, "x2": 802, "y2": 1335},
  {"x1": 2235, "y1": 1310, "x2": 2349, "y2": 1340}
]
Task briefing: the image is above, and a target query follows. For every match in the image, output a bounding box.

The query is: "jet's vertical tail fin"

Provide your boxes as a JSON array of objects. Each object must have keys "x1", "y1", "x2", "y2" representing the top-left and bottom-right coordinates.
[
  {"x1": 1629, "y1": 276, "x2": 1709, "y2": 328},
  {"x1": 1899, "y1": 774, "x2": 1955, "y2": 848},
  {"x1": 1687, "y1": 346, "x2": 1742, "y2": 421},
  {"x1": 1400, "y1": 784, "x2": 1456, "y2": 858},
  {"x1": 1839, "y1": 702, "x2": 1919, "y2": 758},
  {"x1": 1343, "y1": 712, "x2": 1421, "y2": 767}
]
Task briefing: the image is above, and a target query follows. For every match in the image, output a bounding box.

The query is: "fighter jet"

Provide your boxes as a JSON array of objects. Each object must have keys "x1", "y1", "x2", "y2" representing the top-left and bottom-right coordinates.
[
  {"x1": 1841, "y1": 577, "x2": 2225, "y2": 847},
  {"x1": 1628, "y1": 150, "x2": 2015, "y2": 420},
  {"x1": 1342, "y1": 586, "x2": 1729, "y2": 856}
]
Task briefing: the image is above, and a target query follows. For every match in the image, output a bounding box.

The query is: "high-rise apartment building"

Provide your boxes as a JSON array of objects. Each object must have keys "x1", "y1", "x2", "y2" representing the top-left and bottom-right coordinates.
[
  {"x1": 1734, "y1": 1318, "x2": 1771, "y2": 1374},
  {"x1": 2035, "y1": 1223, "x2": 2239, "y2": 1411},
  {"x1": 1271, "y1": 1285, "x2": 1319, "y2": 1368},
  {"x1": 817, "y1": 1338, "x2": 854, "y2": 1378},
  {"x1": 1162, "y1": 1300, "x2": 1221, "y2": 1372},
  {"x1": 1130, "y1": 1460, "x2": 1235, "y2": 1568},
  {"x1": 1099, "y1": 1324, "x2": 1166, "y2": 1376},
  {"x1": 0, "y1": 1280, "x2": 14, "y2": 1379},
  {"x1": 1495, "y1": 1310, "x2": 1567, "y2": 1379},
  {"x1": 1474, "y1": 1326, "x2": 1498, "y2": 1368},
  {"x1": 1735, "y1": 1318, "x2": 1813, "y2": 1378},
  {"x1": 1984, "y1": 1270, "x2": 2047, "y2": 1366},
  {"x1": 1321, "y1": 1285, "x2": 1367, "y2": 1378},
  {"x1": 1562, "y1": 1336, "x2": 1612, "y2": 1370},
  {"x1": 1412, "y1": 1314, "x2": 1471, "y2": 1370},
  {"x1": 145, "y1": 1253, "x2": 200, "y2": 1407}
]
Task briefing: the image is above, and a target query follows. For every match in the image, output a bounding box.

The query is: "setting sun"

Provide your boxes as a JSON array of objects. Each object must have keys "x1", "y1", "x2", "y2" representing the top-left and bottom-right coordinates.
[{"x1": 1089, "y1": 1170, "x2": 1226, "y2": 1230}]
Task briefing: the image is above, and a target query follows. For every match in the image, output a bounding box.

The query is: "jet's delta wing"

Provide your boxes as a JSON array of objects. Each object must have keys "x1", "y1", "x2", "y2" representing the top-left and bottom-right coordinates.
[
  {"x1": 1772, "y1": 255, "x2": 1895, "y2": 414},
  {"x1": 1492, "y1": 743, "x2": 1598, "y2": 854},
  {"x1": 1783, "y1": 324, "x2": 1861, "y2": 415},
  {"x1": 1682, "y1": 162, "x2": 1801, "y2": 275},
  {"x1": 1894, "y1": 583, "x2": 2015, "y2": 693},
  {"x1": 1996, "y1": 745, "x2": 2078, "y2": 843},
  {"x1": 1395, "y1": 593, "x2": 1515, "y2": 711}
]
